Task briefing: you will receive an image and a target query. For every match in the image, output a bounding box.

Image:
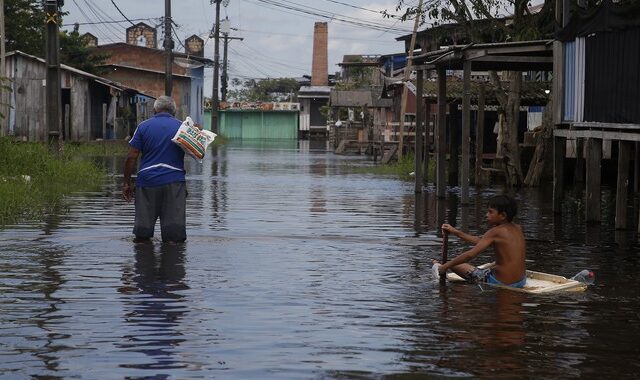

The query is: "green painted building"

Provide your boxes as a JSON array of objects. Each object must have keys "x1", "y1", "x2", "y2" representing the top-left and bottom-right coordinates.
[{"x1": 203, "y1": 110, "x2": 299, "y2": 139}]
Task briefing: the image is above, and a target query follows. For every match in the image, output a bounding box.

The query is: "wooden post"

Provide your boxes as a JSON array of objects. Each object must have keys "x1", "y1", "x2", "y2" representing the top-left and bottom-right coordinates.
[
  {"x1": 64, "y1": 104, "x2": 70, "y2": 142},
  {"x1": 461, "y1": 60, "x2": 471, "y2": 204},
  {"x1": 615, "y1": 141, "x2": 631, "y2": 229},
  {"x1": 475, "y1": 83, "x2": 486, "y2": 186},
  {"x1": 436, "y1": 66, "x2": 447, "y2": 198},
  {"x1": 585, "y1": 138, "x2": 602, "y2": 222},
  {"x1": 574, "y1": 138, "x2": 585, "y2": 185},
  {"x1": 45, "y1": 0, "x2": 62, "y2": 153},
  {"x1": 102, "y1": 103, "x2": 107, "y2": 140},
  {"x1": 553, "y1": 135, "x2": 566, "y2": 213},
  {"x1": 415, "y1": 69, "x2": 424, "y2": 193},
  {"x1": 424, "y1": 99, "x2": 431, "y2": 186},
  {"x1": 0, "y1": 0, "x2": 6, "y2": 137},
  {"x1": 440, "y1": 231, "x2": 449, "y2": 285},
  {"x1": 634, "y1": 142, "x2": 640, "y2": 194},
  {"x1": 397, "y1": 0, "x2": 424, "y2": 159},
  {"x1": 448, "y1": 109, "x2": 458, "y2": 186}
]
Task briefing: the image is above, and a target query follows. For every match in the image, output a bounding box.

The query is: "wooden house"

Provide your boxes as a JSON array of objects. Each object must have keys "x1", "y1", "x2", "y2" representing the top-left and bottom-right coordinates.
[
  {"x1": 3, "y1": 50, "x2": 154, "y2": 142},
  {"x1": 553, "y1": 1, "x2": 640, "y2": 227}
]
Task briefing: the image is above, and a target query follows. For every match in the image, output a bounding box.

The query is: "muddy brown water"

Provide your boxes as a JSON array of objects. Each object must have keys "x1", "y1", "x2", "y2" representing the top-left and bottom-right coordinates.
[{"x1": 1, "y1": 140, "x2": 639, "y2": 379}]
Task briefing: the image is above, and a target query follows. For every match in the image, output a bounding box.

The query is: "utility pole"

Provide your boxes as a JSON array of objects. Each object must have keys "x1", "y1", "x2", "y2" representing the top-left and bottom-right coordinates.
[
  {"x1": 397, "y1": 0, "x2": 424, "y2": 158},
  {"x1": 0, "y1": 0, "x2": 6, "y2": 136},
  {"x1": 210, "y1": 0, "x2": 221, "y2": 134},
  {"x1": 164, "y1": 0, "x2": 173, "y2": 96},
  {"x1": 45, "y1": 0, "x2": 63, "y2": 153},
  {"x1": 220, "y1": 17, "x2": 243, "y2": 102}
]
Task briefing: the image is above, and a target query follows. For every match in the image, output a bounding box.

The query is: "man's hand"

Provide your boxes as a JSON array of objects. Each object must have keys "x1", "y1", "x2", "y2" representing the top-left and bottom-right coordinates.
[
  {"x1": 441, "y1": 223, "x2": 458, "y2": 236},
  {"x1": 122, "y1": 182, "x2": 134, "y2": 202}
]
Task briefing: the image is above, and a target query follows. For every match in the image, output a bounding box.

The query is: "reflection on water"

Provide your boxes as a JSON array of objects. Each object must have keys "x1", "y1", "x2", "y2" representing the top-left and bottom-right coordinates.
[
  {"x1": 1, "y1": 140, "x2": 639, "y2": 378},
  {"x1": 118, "y1": 243, "x2": 189, "y2": 371}
]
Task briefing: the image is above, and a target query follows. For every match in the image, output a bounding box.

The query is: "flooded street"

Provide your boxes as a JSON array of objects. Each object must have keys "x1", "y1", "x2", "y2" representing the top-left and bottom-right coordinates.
[{"x1": 1, "y1": 140, "x2": 639, "y2": 379}]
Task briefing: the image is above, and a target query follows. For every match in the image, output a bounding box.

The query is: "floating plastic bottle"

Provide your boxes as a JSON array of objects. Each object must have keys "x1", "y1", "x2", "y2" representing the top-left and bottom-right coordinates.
[{"x1": 570, "y1": 270, "x2": 595, "y2": 285}]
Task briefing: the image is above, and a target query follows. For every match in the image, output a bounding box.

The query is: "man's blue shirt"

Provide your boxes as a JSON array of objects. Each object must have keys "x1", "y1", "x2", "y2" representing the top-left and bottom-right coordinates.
[{"x1": 129, "y1": 112, "x2": 185, "y2": 187}]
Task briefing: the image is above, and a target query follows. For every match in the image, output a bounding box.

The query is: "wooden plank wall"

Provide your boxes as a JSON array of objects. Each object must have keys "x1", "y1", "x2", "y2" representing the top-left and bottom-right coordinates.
[
  {"x1": 70, "y1": 77, "x2": 91, "y2": 141},
  {"x1": 13, "y1": 57, "x2": 46, "y2": 141}
]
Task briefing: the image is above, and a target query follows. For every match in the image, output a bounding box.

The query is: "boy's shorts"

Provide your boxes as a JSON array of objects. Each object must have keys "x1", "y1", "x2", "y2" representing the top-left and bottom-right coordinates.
[
  {"x1": 465, "y1": 268, "x2": 527, "y2": 288},
  {"x1": 133, "y1": 182, "x2": 186, "y2": 242}
]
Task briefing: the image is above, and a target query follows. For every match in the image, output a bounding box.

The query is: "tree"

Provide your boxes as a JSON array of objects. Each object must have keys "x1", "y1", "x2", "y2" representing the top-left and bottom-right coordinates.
[
  {"x1": 4, "y1": 1, "x2": 108, "y2": 74},
  {"x1": 391, "y1": 0, "x2": 556, "y2": 188},
  {"x1": 59, "y1": 28, "x2": 110, "y2": 75},
  {"x1": 4, "y1": 0, "x2": 45, "y2": 57},
  {"x1": 227, "y1": 78, "x2": 300, "y2": 102}
]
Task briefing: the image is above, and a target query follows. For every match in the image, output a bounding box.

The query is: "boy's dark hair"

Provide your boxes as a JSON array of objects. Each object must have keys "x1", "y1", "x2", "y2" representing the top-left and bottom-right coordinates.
[{"x1": 488, "y1": 195, "x2": 517, "y2": 222}]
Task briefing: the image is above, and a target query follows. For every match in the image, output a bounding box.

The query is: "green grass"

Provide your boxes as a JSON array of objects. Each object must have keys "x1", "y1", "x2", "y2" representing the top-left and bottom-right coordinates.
[
  {"x1": 0, "y1": 138, "x2": 106, "y2": 226},
  {"x1": 351, "y1": 153, "x2": 436, "y2": 181}
]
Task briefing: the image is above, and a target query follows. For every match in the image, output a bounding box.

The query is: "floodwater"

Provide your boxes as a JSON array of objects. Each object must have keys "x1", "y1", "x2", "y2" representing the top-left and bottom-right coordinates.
[{"x1": 1, "y1": 140, "x2": 639, "y2": 379}]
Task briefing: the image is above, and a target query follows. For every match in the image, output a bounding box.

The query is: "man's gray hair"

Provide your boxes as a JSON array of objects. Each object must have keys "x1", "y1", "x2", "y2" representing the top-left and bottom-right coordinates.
[{"x1": 154, "y1": 96, "x2": 177, "y2": 115}]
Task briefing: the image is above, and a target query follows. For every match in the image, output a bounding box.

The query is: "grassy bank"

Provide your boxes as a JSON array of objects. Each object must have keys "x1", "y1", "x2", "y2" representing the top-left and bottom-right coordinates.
[
  {"x1": 353, "y1": 153, "x2": 435, "y2": 181},
  {"x1": 0, "y1": 138, "x2": 106, "y2": 226}
]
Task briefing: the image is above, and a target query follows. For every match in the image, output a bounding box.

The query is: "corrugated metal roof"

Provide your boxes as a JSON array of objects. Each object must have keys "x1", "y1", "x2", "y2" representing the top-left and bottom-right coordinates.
[{"x1": 5, "y1": 50, "x2": 155, "y2": 98}]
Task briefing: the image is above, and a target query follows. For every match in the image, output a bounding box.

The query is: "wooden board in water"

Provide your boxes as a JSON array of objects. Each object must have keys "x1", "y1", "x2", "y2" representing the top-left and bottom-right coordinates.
[{"x1": 446, "y1": 263, "x2": 587, "y2": 294}]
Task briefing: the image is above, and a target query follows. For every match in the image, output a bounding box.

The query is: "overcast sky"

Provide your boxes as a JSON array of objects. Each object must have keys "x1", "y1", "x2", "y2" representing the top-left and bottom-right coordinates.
[
  {"x1": 62, "y1": 0, "x2": 414, "y2": 96},
  {"x1": 62, "y1": 1, "x2": 544, "y2": 96}
]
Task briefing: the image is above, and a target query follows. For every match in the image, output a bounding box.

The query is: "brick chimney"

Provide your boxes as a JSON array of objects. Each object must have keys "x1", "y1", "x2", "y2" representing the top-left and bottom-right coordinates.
[{"x1": 311, "y1": 22, "x2": 328, "y2": 86}]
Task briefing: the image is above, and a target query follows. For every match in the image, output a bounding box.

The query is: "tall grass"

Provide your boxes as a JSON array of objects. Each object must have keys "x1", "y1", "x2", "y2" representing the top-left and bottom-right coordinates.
[
  {"x1": 0, "y1": 138, "x2": 106, "y2": 225},
  {"x1": 354, "y1": 153, "x2": 436, "y2": 181}
]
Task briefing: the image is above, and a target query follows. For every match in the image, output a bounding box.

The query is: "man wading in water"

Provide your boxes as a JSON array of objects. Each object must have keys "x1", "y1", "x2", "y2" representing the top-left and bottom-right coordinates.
[
  {"x1": 434, "y1": 195, "x2": 527, "y2": 288},
  {"x1": 122, "y1": 96, "x2": 187, "y2": 244}
]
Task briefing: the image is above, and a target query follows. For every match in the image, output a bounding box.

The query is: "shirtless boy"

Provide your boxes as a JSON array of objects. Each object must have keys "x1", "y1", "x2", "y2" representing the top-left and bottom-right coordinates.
[{"x1": 435, "y1": 195, "x2": 527, "y2": 288}]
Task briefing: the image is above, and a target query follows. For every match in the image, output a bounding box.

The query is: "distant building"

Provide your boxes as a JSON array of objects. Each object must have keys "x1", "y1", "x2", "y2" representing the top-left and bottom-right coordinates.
[
  {"x1": 338, "y1": 55, "x2": 383, "y2": 86},
  {"x1": 299, "y1": 22, "x2": 331, "y2": 138},
  {"x1": 95, "y1": 30, "x2": 212, "y2": 124},
  {"x1": 81, "y1": 32, "x2": 98, "y2": 48},
  {"x1": 126, "y1": 22, "x2": 157, "y2": 49}
]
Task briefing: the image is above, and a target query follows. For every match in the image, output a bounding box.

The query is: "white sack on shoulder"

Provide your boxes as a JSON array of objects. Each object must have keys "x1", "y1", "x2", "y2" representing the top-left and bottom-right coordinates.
[{"x1": 171, "y1": 116, "x2": 217, "y2": 162}]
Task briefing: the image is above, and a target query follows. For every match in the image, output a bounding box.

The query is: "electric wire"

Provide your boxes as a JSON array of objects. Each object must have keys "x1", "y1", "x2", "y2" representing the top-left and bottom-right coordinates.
[
  {"x1": 244, "y1": 0, "x2": 413, "y2": 34},
  {"x1": 109, "y1": 0, "x2": 137, "y2": 26},
  {"x1": 62, "y1": 17, "x2": 160, "y2": 27},
  {"x1": 71, "y1": 0, "x2": 118, "y2": 43},
  {"x1": 81, "y1": 0, "x2": 123, "y2": 40}
]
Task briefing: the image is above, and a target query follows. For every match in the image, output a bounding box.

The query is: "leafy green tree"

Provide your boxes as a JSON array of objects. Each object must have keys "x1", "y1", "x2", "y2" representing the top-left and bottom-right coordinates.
[
  {"x1": 59, "y1": 29, "x2": 110, "y2": 75},
  {"x1": 4, "y1": 1, "x2": 108, "y2": 74},
  {"x1": 4, "y1": 0, "x2": 46, "y2": 56},
  {"x1": 227, "y1": 78, "x2": 300, "y2": 102}
]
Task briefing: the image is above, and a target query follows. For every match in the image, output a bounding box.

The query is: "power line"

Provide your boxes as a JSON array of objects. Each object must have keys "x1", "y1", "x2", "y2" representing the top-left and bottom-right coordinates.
[
  {"x1": 237, "y1": 41, "x2": 308, "y2": 71},
  {"x1": 109, "y1": 0, "x2": 136, "y2": 27},
  {"x1": 71, "y1": 0, "x2": 118, "y2": 43},
  {"x1": 319, "y1": 0, "x2": 400, "y2": 18},
  {"x1": 234, "y1": 27, "x2": 400, "y2": 44},
  {"x1": 82, "y1": 0, "x2": 122, "y2": 40},
  {"x1": 246, "y1": 0, "x2": 413, "y2": 34},
  {"x1": 62, "y1": 17, "x2": 160, "y2": 27}
]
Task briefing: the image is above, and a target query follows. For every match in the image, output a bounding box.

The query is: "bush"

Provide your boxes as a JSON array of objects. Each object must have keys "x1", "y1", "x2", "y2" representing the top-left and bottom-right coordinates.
[{"x1": 0, "y1": 138, "x2": 106, "y2": 225}]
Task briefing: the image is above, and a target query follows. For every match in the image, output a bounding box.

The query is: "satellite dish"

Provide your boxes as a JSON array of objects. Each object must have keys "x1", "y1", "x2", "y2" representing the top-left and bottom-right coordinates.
[{"x1": 222, "y1": 0, "x2": 230, "y2": 7}]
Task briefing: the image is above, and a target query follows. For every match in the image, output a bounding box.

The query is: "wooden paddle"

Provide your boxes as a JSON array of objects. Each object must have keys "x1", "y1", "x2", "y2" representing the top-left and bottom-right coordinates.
[{"x1": 440, "y1": 230, "x2": 449, "y2": 285}]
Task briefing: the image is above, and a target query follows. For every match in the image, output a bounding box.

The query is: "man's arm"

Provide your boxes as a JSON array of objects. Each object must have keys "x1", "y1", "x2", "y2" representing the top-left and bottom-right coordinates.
[
  {"x1": 441, "y1": 223, "x2": 481, "y2": 245},
  {"x1": 440, "y1": 232, "x2": 495, "y2": 272},
  {"x1": 122, "y1": 147, "x2": 140, "y2": 202}
]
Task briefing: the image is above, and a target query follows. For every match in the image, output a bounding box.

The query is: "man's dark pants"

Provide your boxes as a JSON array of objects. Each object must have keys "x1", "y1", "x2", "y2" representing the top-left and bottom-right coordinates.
[{"x1": 133, "y1": 182, "x2": 187, "y2": 242}]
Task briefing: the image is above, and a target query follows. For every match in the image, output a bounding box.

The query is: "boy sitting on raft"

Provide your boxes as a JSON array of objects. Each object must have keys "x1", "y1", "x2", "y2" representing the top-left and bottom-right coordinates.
[{"x1": 434, "y1": 195, "x2": 527, "y2": 288}]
